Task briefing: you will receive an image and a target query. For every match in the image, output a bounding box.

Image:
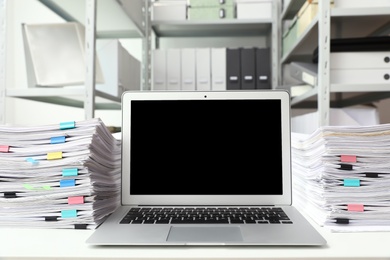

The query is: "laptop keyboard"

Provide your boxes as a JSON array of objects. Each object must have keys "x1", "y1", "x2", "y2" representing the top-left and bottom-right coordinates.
[{"x1": 119, "y1": 207, "x2": 292, "y2": 224}]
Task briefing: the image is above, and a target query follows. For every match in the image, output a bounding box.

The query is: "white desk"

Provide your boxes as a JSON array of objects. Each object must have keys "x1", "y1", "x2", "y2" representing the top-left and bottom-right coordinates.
[{"x1": 1, "y1": 222, "x2": 390, "y2": 260}]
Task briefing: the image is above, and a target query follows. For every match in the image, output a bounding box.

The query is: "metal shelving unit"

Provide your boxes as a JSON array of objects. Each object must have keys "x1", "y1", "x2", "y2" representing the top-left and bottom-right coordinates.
[
  {"x1": 0, "y1": 0, "x2": 146, "y2": 124},
  {"x1": 149, "y1": 0, "x2": 282, "y2": 90},
  {"x1": 1, "y1": 0, "x2": 283, "y2": 124},
  {"x1": 281, "y1": 0, "x2": 390, "y2": 127}
]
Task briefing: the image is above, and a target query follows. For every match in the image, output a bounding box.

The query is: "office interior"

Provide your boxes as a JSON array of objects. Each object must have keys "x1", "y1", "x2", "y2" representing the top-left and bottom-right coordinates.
[
  {"x1": 2, "y1": 0, "x2": 390, "y2": 129},
  {"x1": 2, "y1": 1, "x2": 390, "y2": 259}
]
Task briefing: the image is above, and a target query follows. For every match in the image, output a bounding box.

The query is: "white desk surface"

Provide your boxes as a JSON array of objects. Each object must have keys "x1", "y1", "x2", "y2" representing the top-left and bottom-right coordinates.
[{"x1": 1, "y1": 221, "x2": 390, "y2": 260}]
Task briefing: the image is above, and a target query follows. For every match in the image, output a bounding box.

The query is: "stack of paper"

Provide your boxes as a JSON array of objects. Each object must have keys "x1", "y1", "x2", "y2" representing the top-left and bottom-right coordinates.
[
  {"x1": 0, "y1": 118, "x2": 121, "y2": 229},
  {"x1": 291, "y1": 124, "x2": 390, "y2": 232}
]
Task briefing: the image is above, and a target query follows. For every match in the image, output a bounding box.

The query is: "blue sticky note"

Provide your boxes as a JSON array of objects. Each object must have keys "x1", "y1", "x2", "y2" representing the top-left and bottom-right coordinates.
[
  {"x1": 60, "y1": 179, "x2": 75, "y2": 187},
  {"x1": 61, "y1": 209, "x2": 77, "y2": 218},
  {"x1": 59, "y1": 121, "x2": 75, "y2": 130},
  {"x1": 344, "y1": 179, "x2": 360, "y2": 187},
  {"x1": 25, "y1": 157, "x2": 38, "y2": 165},
  {"x1": 62, "y1": 168, "x2": 78, "y2": 177},
  {"x1": 50, "y1": 136, "x2": 66, "y2": 144}
]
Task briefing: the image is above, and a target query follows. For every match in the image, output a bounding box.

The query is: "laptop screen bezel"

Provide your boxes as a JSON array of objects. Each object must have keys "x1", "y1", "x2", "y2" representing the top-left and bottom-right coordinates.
[{"x1": 121, "y1": 90, "x2": 292, "y2": 206}]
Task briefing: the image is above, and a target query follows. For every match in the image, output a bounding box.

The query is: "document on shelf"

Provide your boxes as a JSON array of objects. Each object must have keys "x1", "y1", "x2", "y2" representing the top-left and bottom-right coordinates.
[
  {"x1": 0, "y1": 118, "x2": 121, "y2": 229},
  {"x1": 291, "y1": 123, "x2": 390, "y2": 232}
]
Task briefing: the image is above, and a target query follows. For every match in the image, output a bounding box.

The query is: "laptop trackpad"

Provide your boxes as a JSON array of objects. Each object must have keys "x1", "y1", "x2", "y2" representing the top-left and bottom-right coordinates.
[{"x1": 167, "y1": 226, "x2": 243, "y2": 242}]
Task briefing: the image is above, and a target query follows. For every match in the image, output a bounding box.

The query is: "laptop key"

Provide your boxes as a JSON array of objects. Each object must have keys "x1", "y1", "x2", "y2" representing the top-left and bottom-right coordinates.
[
  {"x1": 156, "y1": 218, "x2": 170, "y2": 224},
  {"x1": 144, "y1": 219, "x2": 155, "y2": 224}
]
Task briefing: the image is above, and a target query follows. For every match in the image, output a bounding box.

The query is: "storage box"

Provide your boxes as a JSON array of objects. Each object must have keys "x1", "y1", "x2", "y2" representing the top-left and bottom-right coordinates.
[
  {"x1": 330, "y1": 52, "x2": 390, "y2": 69},
  {"x1": 296, "y1": 0, "x2": 318, "y2": 37},
  {"x1": 188, "y1": 5, "x2": 235, "y2": 20},
  {"x1": 166, "y1": 49, "x2": 181, "y2": 90},
  {"x1": 152, "y1": 49, "x2": 167, "y2": 90},
  {"x1": 152, "y1": 1, "x2": 187, "y2": 21},
  {"x1": 96, "y1": 40, "x2": 141, "y2": 97},
  {"x1": 189, "y1": 0, "x2": 235, "y2": 7},
  {"x1": 330, "y1": 69, "x2": 390, "y2": 84},
  {"x1": 296, "y1": 0, "x2": 334, "y2": 37},
  {"x1": 236, "y1": 0, "x2": 272, "y2": 20},
  {"x1": 282, "y1": 16, "x2": 298, "y2": 56},
  {"x1": 334, "y1": 0, "x2": 390, "y2": 8},
  {"x1": 22, "y1": 22, "x2": 104, "y2": 88},
  {"x1": 181, "y1": 48, "x2": 196, "y2": 91}
]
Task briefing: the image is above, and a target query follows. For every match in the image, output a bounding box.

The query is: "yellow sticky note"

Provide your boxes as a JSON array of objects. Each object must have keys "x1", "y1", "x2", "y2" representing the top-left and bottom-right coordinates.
[{"x1": 47, "y1": 151, "x2": 63, "y2": 160}]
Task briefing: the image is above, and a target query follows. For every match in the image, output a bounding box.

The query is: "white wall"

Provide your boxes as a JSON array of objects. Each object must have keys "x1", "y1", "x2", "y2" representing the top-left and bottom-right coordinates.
[{"x1": 4, "y1": 0, "x2": 142, "y2": 127}]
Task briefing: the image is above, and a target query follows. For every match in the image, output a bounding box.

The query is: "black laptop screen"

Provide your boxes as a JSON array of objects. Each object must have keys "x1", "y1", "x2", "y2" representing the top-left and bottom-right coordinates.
[{"x1": 129, "y1": 99, "x2": 283, "y2": 195}]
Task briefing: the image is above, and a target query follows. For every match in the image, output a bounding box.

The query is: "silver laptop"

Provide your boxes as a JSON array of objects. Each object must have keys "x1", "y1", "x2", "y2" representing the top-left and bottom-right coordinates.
[{"x1": 86, "y1": 90, "x2": 326, "y2": 246}]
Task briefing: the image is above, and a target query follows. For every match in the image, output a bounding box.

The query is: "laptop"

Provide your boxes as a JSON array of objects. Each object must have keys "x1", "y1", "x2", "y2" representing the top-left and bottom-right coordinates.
[{"x1": 86, "y1": 90, "x2": 326, "y2": 246}]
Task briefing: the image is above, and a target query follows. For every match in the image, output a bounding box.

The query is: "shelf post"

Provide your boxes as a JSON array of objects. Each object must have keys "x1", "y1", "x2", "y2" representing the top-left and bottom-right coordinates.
[
  {"x1": 272, "y1": 0, "x2": 282, "y2": 88},
  {"x1": 84, "y1": 0, "x2": 97, "y2": 119},
  {"x1": 143, "y1": 0, "x2": 151, "y2": 90},
  {"x1": 317, "y1": 0, "x2": 331, "y2": 126},
  {"x1": 0, "y1": 0, "x2": 6, "y2": 124}
]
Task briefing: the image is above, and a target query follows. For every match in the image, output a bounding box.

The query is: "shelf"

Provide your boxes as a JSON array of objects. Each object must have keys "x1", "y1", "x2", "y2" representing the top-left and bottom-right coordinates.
[
  {"x1": 282, "y1": 7, "x2": 390, "y2": 63},
  {"x1": 6, "y1": 87, "x2": 121, "y2": 110},
  {"x1": 331, "y1": 7, "x2": 390, "y2": 17},
  {"x1": 281, "y1": 0, "x2": 390, "y2": 127},
  {"x1": 281, "y1": 17, "x2": 318, "y2": 63},
  {"x1": 281, "y1": 0, "x2": 306, "y2": 20},
  {"x1": 38, "y1": 0, "x2": 145, "y2": 38},
  {"x1": 292, "y1": 91, "x2": 390, "y2": 109},
  {"x1": 151, "y1": 19, "x2": 273, "y2": 37}
]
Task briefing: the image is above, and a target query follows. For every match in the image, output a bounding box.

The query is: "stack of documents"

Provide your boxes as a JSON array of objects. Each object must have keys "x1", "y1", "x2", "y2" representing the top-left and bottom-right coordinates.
[
  {"x1": 291, "y1": 124, "x2": 390, "y2": 232},
  {"x1": 0, "y1": 118, "x2": 121, "y2": 229}
]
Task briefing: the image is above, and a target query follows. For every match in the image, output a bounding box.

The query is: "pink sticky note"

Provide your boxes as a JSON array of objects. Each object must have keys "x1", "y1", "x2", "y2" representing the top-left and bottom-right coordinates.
[
  {"x1": 347, "y1": 204, "x2": 364, "y2": 212},
  {"x1": 68, "y1": 196, "x2": 84, "y2": 205},
  {"x1": 0, "y1": 145, "x2": 10, "y2": 153},
  {"x1": 341, "y1": 155, "x2": 357, "y2": 163}
]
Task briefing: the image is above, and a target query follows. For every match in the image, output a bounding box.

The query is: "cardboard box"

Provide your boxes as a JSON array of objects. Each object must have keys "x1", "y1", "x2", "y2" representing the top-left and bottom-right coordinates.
[
  {"x1": 296, "y1": 0, "x2": 333, "y2": 37},
  {"x1": 189, "y1": 0, "x2": 235, "y2": 7},
  {"x1": 96, "y1": 40, "x2": 141, "y2": 97},
  {"x1": 282, "y1": 16, "x2": 298, "y2": 56},
  {"x1": 236, "y1": 0, "x2": 272, "y2": 20},
  {"x1": 152, "y1": 1, "x2": 187, "y2": 21},
  {"x1": 188, "y1": 5, "x2": 235, "y2": 20}
]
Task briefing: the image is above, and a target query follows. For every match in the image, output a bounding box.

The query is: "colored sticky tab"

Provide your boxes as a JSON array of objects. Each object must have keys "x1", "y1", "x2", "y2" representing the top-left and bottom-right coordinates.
[
  {"x1": 25, "y1": 157, "x2": 39, "y2": 165},
  {"x1": 45, "y1": 216, "x2": 58, "y2": 222},
  {"x1": 344, "y1": 179, "x2": 360, "y2": 187},
  {"x1": 60, "y1": 179, "x2": 75, "y2": 187},
  {"x1": 74, "y1": 224, "x2": 88, "y2": 229},
  {"x1": 59, "y1": 121, "x2": 75, "y2": 130},
  {"x1": 47, "y1": 151, "x2": 63, "y2": 160},
  {"x1": 336, "y1": 218, "x2": 349, "y2": 224},
  {"x1": 23, "y1": 184, "x2": 51, "y2": 191},
  {"x1": 61, "y1": 209, "x2": 77, "y2": 218},
  {"x1": 68, "y1": 196, "x2": 84, "y2": 205},
  {"x1": 0, "y1": 145, "x2": 10, "y2": 153},
  {"x1": 340, "y1": 164, "x2": 353, "y2": 170},
  {"x1": 365, "y1": 172, "x2": 379, "y2": 178},
  {"x1": 348, "y1": 204, "x2": 364, "y2": 212},
  {"x1": 50, "y1": 136, "x2": 66, "y2": 144},
  {"x1": 340, "y1": 155, "x2": 357, "y2": 163},
  {"x1": 62, "y1": 168, "x2": 78, "y2": 177},
  {"x1": 4, "y1": 192, "x2": 17, "y2": 198}
]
